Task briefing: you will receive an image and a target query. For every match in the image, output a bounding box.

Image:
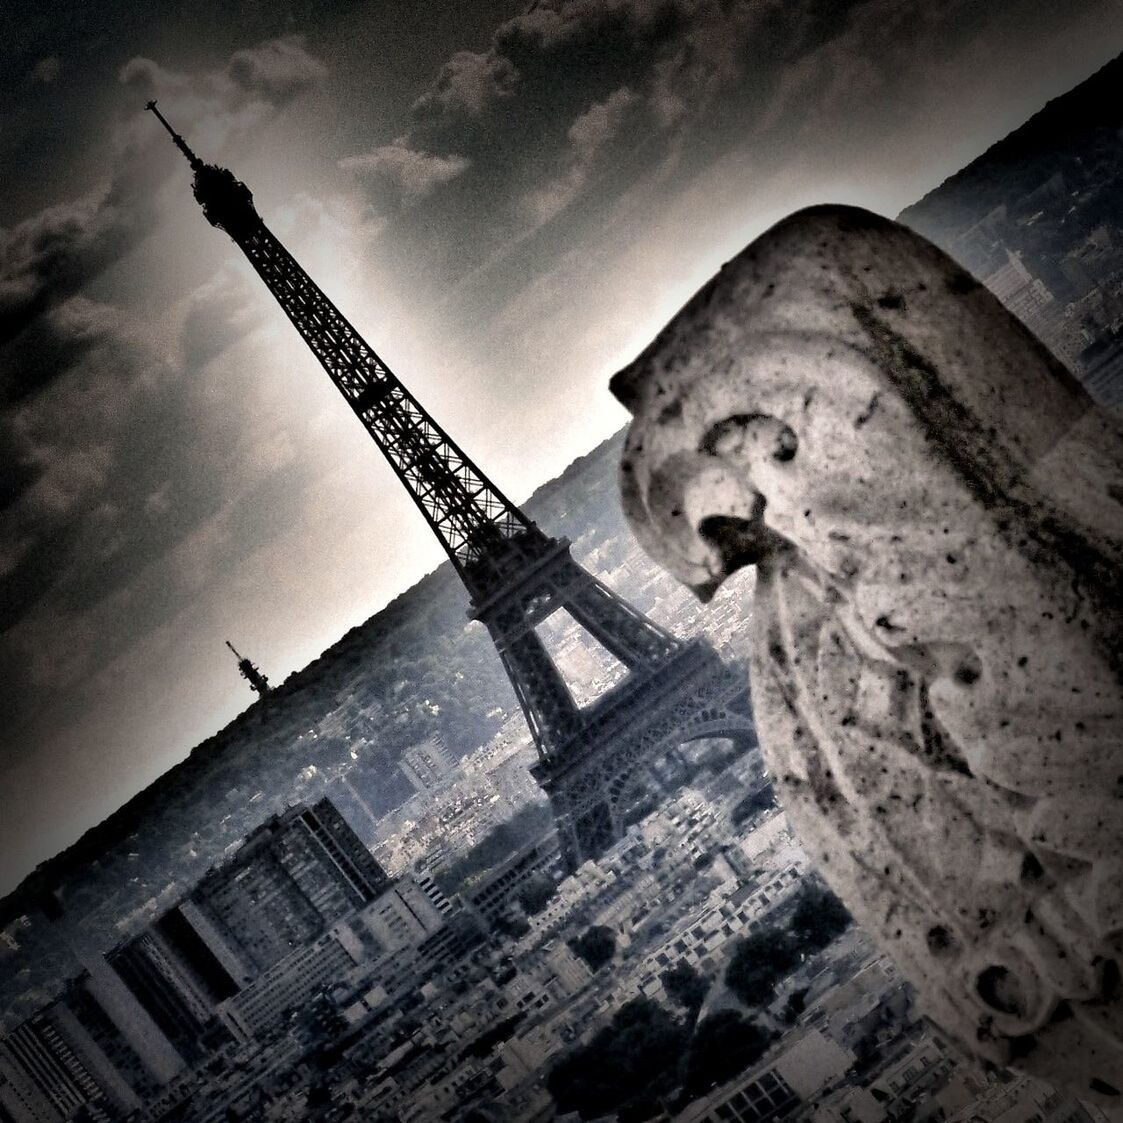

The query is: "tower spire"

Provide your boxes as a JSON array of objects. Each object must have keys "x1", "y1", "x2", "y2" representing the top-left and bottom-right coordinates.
[
  {"x1": 226, "y1": 640, "x2": 271, "y2": 698},
  {"x1": 155, "y1": 121, "x2": 754, "y2": 870},
  {"x1": 145, "y1": 101, "x2": 203, "y2": 171}
]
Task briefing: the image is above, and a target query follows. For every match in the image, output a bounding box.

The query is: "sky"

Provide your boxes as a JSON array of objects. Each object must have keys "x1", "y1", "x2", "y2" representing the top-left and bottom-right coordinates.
[{"x1": 1, "y1": 0, "x2": 1121, "y2": 896}]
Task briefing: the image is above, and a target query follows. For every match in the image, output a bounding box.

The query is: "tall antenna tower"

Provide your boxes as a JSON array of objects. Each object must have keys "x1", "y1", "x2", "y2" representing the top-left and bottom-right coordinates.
[{"x1": 225, "y1": 640, "x2": 270, "y2": 698}]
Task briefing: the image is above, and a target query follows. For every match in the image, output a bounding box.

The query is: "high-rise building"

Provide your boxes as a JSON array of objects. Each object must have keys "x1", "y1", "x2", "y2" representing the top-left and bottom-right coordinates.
[
  {"x1": 61, "y1": 980, "x2": 162, "y2": 1106},
  {"x1": 92, "y1": 798, "x2": 387, "y2": 1065},
  {"x1": 411, "y1": 872, "x2": 454, "y2": 918},
  {"x1": 104, "y1": 924, "x2": 230, "y2": 1064},
  {"x1": 0, "y1": 1013, "x2": 102, "y2": 1123},
  {"x1": 982, "y1": 249, "x2": 1056, "y2": 324},
  {"x1": 325, "y1": 772, "x2": 383, "y2": 845},
  {"x1": 186, "y1": 799, "x2": 390, "y2": 978},
  {"x1": 215, "y1": 928, "x2": 359, "y2": 1042},
  {"x1": 1, "y1": 800, "x2": 384, "y2": 1118},
  {"x1": 0, "y1": 968, "x2": 179, "y2": 1123},
  {"x1": 215, "y1": 875, "x2": 454, "y2": 1042},
  {"x1": 462, "y1": 834, "x2": 562, "y2": 926}
]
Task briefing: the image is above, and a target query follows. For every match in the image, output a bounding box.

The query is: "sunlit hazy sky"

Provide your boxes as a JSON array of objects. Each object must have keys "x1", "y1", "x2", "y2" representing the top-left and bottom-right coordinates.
[{"x1": 2, "y1": 0, "x2": 1121, "y2": 895}]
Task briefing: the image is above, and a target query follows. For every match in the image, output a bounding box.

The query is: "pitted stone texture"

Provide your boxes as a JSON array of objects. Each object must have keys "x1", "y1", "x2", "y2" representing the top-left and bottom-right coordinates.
[{"x1": 612, "y1": 205, "x2": 1123, "y2": 1108}]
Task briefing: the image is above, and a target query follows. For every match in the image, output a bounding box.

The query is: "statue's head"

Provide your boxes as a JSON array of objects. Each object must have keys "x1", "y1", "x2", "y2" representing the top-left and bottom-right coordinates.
[
  {"x1": 609, "y1": 204, "x2": 1123, "y2": 1106},
  {"x1": 610, "y1": 205, "x2": 1114, "y2": 612}
]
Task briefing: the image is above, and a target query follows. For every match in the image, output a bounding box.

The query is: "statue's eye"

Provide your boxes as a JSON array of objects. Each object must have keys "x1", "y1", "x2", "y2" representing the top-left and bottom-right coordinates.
[{"x1": 701, "y1": 413, "x2": 798, "y2": 463}]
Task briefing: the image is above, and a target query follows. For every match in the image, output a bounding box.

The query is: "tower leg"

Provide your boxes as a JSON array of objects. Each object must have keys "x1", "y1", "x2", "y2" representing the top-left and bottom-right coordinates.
[{"x1": 533, "y1": 642, "x2": 756, "y2": 871}]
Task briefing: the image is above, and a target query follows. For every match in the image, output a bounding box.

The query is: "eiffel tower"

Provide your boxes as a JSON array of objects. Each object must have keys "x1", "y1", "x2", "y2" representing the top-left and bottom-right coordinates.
[{"x1": 148, "y1": 104, "x2": 755, "y2": 871}]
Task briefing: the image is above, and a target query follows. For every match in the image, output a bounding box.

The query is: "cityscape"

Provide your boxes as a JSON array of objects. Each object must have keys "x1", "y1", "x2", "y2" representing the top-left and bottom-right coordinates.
[
  {"x1": 2, "y1": 28, "x2": 1122, "y2": 1123},
  {"x1": 3, "y1": 740, "x2": 1116, "y2": 1122}
]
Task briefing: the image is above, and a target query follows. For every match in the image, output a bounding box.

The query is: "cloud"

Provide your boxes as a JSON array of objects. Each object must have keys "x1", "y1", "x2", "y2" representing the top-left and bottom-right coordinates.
[
  {"x1": 226, "y1": 36, "x2": 329, "y2": 103},
  {"x1": 0, "y1": 300, "x2": 145, "y2": 632},
  {"x1": 569, "y1": 86, "x2": 640, "y2": 154},
  {"x1": 525, "y1": 87, "x2": 639, "y2": 224},
  {"x1": 120, "y1": 34, "x2": 327, "y2": 110},
  {"x1": 0, "y1": 35, "x2": 331, "y2": 673},
  {"x1": 411, "y1": 50, "x2": 519, "y2": 121},
  {"x1": 31, "y1": 56, "x2": 61, "y2": 84},
  {"x1": 495, "y1": 0, "x2": 682, "y2": 54},
  {"x1": 397, "y1": 0, "x2": 1107, "y2": 284},
  {"x1": 340, "y1": 143, "x2": 471, "y2": 204},
  {"x1": 403, "y1": 0, "x2": 902, "y2": 161},
  {"x1": 0, "y1": 35, "x2": 328, "y2": 392},
  {"x1": 383, "y1": 0, "x2": 824, "y2": 247},
  {"x1": 0, "y1": 276, "x2": 305, "y2": 671},
  {"x1": 0, "y1": 189, "x2": 144, "y2": 352},
  {"x1": 118, "y1": 34, "x2": 329, "y2": 158}
]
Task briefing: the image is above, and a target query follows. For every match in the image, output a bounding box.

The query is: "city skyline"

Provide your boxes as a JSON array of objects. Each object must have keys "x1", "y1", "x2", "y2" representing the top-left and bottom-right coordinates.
[{"x1": 2, "y1": 0, "x2": 1122, "y2": 893}]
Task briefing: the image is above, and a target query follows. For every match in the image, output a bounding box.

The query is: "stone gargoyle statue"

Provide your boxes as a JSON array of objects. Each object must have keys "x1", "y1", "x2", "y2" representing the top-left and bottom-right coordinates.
[{"x1": 610, "y1": 205, "x2": 1123, "y2": 1109}]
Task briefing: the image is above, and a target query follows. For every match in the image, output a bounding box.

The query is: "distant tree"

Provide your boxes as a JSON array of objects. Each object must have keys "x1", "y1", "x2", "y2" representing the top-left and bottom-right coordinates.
[
  {"x1": 493, "y1": 912, "x2": 531, "y2": 940},
  {"x1": 435, "y1": 802, "x2": 554, "y2": 894},
  {"x1": 547, "y1": 998, "x2": 687, "y2": 1119},
  {"x1": 725, "y1": 929, "x2": 799, "y2": 1007},
  {"x1": 515, "y1": 872, "x2": 557, "y2": 916},
  {"x1": 782, "y1": 986, "x2": 809, "y2": 1024},
  {"x1": 790, "y1": 881, "x2": 853, "y2": 951},
  {"x1": 460, "y1": 1013, "x2": 526, "y2": 1060},
  {"x1": 683, "y1": 1010, "x2": 771, "y2": 1095},
  {"x1": 730, "y1": 784, "x2": 776, "y2": 825},
  {"x1": 661, "y1": 961, "x2": 709, "y2": 1014},
  {"x1": 305, "y1": 1081, "x2": 332, "y2": 1109},
  {"x1": 618, "y1": 1094, "x2": 665, "y2": 1123},
  {"x1": 568, "y1": 925, "x2": 617, "y2": 971}
]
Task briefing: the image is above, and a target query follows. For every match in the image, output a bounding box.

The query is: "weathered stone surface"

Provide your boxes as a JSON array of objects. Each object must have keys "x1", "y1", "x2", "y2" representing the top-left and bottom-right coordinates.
[{"x1": 611, "y1": 205, "x2": 1123, "y2": 1108}]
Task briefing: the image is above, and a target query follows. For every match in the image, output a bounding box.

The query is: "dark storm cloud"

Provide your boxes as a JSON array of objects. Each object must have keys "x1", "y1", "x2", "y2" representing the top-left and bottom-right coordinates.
[
  {"x1": 0, "y1": 174, "x2": 153, "y2": 350},
  {"x1": 0, "y1": 299, "x2": 122, "y2": 550},
  {"x1": 0, "y1": 34, "x2": 328, "y2": 383},
  {"x1": 524, "y1": 86, "x2": 640, "y2": 223},
  {"x1": 0, "y1": 417, "x2": 41, "y2": 512},
  {"x1": 339, "y1": 0, "x2": 893, "y2": 249},
  {"x1": 226, "y1": 36, "x2": 330, "y2": 102},
  {"x1": 411, "y1": 49, "x2": 520, "y2": 122},
  {"x1": 337, "y1": 0, "x2": 1116, "y2": 308},
  {"x1": 120, "y1": 33, "x2": 328, "y2": 108},
  {"x1": 0, "y1": 301, "x2": 164, "y2": 632},
  {"x1": 0, "y1": 274, "x2": 321, "y2": 731},
  {"x1": 0, "y1": 36, "x2": 331, "y2": 715},
  {"x1": 0, "y1": 298, "x2": 117, "y2": 405}
]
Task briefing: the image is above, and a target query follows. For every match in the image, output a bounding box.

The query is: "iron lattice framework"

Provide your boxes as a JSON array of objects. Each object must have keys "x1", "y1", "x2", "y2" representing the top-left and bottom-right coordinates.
[{"x1": 150, "y1": 104, "x2": 756, "y2": 869}]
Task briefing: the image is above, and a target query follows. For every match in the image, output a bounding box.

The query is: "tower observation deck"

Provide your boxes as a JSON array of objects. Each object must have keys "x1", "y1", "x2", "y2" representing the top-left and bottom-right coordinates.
[{"x1": 148, "y1": 103, "x2": 755, "y2": 870}]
